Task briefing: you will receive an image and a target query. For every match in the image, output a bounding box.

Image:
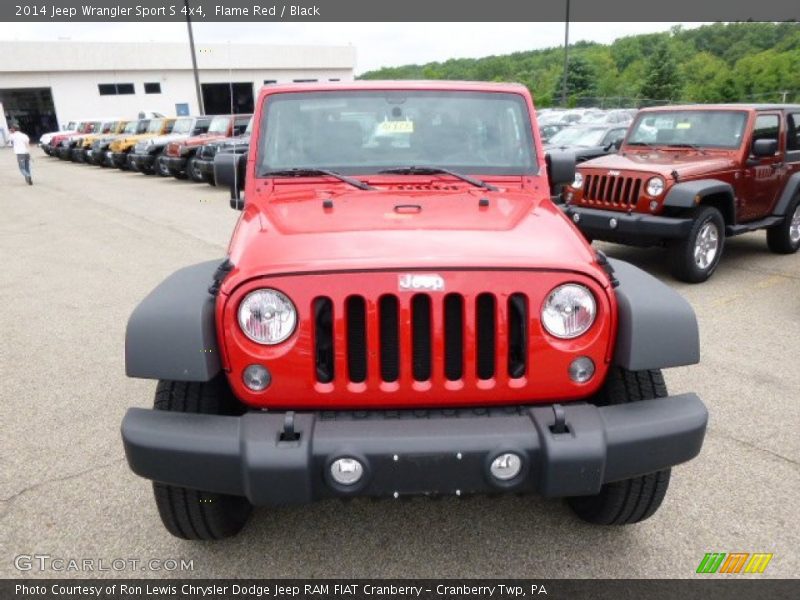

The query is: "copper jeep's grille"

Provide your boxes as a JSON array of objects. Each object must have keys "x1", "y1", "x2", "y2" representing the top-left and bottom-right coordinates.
[
  {"x1": 583, "y1": 174, "x2": 642, "y2": 208},
  {"x1": 312, "y1": 291, "x2": 529, "y2": 386}
]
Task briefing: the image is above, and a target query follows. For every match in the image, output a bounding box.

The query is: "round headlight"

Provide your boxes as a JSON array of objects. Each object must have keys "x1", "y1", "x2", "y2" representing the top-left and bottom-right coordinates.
[
  {"x1": 646, "y1": 177, "x2": 665, "y2": 197},
  {"x1": 570, "y1": 172, "x2": 584, "y2": 189},
  {"x1": 237, "y1": 289, "x2": 297, "y2": 345},
  {"x1": 542, "y1": 284, "x2": 596, "y2": 339}
]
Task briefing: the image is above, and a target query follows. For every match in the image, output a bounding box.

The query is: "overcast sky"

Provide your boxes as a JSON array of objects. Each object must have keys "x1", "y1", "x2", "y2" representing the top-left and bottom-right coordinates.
[{"x1": 2, "y1": 22, "x2": 705, "y2": 73}]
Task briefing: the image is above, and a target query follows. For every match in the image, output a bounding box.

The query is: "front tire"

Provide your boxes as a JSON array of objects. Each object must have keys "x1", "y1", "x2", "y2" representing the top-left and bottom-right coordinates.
[
  {"x1": 566, "y1": 368, "x2": 672, "y2": 525},
  {"x1": 151, "y1": 377, "x2": 252, "y2": 540},
  {"x1": 187, "y1": 156, "x2": 204, "y2": 182},
  {"x1": 766, "y1": 194, "x2": 800, "y2": 255},
  {"x1": 155, "y1": 154, "x2": 170, "y2": 177},
  {"x1": 669, "y1": 205, "x2": 725, "y2": 283}
]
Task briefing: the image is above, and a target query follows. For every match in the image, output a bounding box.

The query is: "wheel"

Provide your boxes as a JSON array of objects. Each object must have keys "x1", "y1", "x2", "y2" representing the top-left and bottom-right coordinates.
[
  {"x1": 766, "y1": 194, "x2": 800, "y2": 255},
  {"x1": 566, "y1": 367, "x2": 672, "y2": 525},
  {"x1": 187, "y1": 156, "x2": 204, "y2": 182},
  {"x1": 151, "y1": 377, "x2": 252, "y2": 540},
  {"x1": 155, "y1": 154, "x2": 171, "y2": 177},
  {"x1": 668, "y1": 205, "x2": 725, "y2": 283}
]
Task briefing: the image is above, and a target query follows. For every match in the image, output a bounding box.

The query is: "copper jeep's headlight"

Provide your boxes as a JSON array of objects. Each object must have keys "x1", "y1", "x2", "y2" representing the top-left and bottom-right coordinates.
[
  {"x1": 646, "y1": 176, "x2": 665, "y2": 197},
  {"x1": 542, "y1": 284, "x2": 596, "y2": 339},
  {"x1": 238, "y1": 289, "x2": 297, "y2": 345}
]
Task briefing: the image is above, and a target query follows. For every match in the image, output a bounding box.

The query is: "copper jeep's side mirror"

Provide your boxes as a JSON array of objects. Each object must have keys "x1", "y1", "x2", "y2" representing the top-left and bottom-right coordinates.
[
  {"x1": 751, "y1": 138, "x2": 778, "y2": 157},
  {"x1": 546, "y1": 150, "x2": 576, "y2": 187}
]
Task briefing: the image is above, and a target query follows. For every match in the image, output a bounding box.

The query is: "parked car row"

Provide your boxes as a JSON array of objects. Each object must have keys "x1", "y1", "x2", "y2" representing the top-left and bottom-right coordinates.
[{"x1": 38, "y1": 113, "x2": 252, "y2": 186}]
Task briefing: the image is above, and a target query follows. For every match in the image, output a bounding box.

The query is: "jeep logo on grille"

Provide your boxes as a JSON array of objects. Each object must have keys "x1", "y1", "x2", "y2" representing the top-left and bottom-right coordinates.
[
  {"x1": 608, "y1": 170, "x2": 621, "y2": 176},
  {"x1": 399, "y1": 274, "x2": 445, "y2": 292}
]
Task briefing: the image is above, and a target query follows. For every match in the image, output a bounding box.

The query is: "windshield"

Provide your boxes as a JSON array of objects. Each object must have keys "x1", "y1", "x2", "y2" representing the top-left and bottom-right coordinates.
[
  {"x1": 549, "y1": 127, "x2": 606, "y2": 147},
  {"x1": 627, "y1": 110, "x2": 748, "y2": 148},
  {"x1": 122, "y1": 121, "x2": 138, "y2": 134},
  {"x1": 208, "y1": 116, "x2": 230, "y2": 134},
  {"x1": 147, "y1": 119, "x2": 164, "y2": 133},
  {"x1": 172, "y1": 118, "x2": 194, "y2": 134},
  {"x1": 258, "y1": 90, "x2": 536, "y2": 176}
]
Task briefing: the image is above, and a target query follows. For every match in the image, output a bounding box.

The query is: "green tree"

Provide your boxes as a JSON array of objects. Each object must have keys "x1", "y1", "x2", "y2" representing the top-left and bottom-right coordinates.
[
  {"x1": 639, "y1": 40, "x2": 683, "y2": 102},
  {"x1": 561, "y1": 55, "x2": 598, "y2": 104}
]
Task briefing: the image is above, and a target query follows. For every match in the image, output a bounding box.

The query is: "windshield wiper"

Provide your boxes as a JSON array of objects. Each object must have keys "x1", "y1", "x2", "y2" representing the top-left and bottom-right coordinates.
[
  {"x1": 626, "y1": 141, "x2": 659, "y2": 150},
  {"x1": 260, "y1": 168, "x2": 374, "y2": 190},
  {"x1": 664, "y1": 143, "x2": 707, "y2": 154},
  {"x1": 378, "y1": 166, "x2": 498, "y2": 191}
]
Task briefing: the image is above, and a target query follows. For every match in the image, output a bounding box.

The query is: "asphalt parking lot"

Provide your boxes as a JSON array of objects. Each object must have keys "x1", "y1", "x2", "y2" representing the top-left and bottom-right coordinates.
[{"x1": 1, "y1": 150, "x2": 798, "y2": 579}]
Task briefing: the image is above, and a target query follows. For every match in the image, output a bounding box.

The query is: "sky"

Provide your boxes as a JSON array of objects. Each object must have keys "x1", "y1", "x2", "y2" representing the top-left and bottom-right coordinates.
[{"x1": 2, "y1": 22, "x2": 706, "y2": 74}]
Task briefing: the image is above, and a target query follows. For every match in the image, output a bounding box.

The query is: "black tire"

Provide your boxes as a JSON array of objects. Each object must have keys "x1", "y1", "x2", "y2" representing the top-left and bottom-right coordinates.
[
  {"x1": 567, "y1": 367, "x2": 672, "y2": 525},
  {"x1": 155, "y1": 154, "x2": 171, "y2": 177},
  {"x1": 766, "y1": 194, "x2": 800, "y2": 255},
  {"x1": 151, "y1": 377, "x2": 252, "y2": 540},
  {"x1": 668, "y1": 205, "x2": 725, "y2": 283},
  {"x1": 187, "y1": 156, "x2": 204, "y2": 182}
]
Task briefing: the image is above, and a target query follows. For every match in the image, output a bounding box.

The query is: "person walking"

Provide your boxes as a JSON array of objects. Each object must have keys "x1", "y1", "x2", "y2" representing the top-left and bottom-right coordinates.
[{"x1": 8, "y1": 124, "x2": 33, "y2": 185}]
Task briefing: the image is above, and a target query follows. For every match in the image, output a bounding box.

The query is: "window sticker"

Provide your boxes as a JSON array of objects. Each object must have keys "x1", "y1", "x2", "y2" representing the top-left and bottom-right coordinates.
[
  {"x1": 377, "y1": 119, "x2": 414, "y2": 134},
  {"x1": 676, "y1": 122, "x2": 692, "y2": 130}
]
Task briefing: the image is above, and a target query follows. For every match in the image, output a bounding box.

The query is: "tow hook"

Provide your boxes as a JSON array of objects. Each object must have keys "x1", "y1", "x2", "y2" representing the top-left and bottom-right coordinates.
[{"x1": 550, "y1": 404, "x2": 569, "y2": 435}]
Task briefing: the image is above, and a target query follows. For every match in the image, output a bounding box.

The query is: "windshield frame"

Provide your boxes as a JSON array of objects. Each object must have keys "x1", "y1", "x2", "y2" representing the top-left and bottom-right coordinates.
[
  {"x1": 147, "y1": 119, "x2": 164, "y2": 134},
  {"x1": 626, "y1": 109, "x2": 749, "y2": 150},
  {"x1": 171, "y1": 118, "x2": 195, "y2": 135},
  {"x1": 256, "y1": 89, "x2": 538, "y2": 179}
]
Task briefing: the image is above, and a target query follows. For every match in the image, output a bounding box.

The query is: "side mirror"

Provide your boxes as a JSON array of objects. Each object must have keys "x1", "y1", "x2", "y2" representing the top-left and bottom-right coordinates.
[
  {"x1": 613, "y1": 138, "x2": 623, "y2": 150},
  {"x1": 545, "y1": 150, "x2": 576, "y2": 187},
  {"x1": 751, "y1": 138, "x2": 777, "y2": 157},
  {"x1": 214, "y1": 151, "x2": 247, "y2": 210}
]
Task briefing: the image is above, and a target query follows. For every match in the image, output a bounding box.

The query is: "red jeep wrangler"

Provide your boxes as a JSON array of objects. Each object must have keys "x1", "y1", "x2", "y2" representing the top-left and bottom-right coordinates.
[
  {"x1": 122, "y1": 82, "x2": 707, "y2": 540},
  {"x1": 563, "y1": 105, "x2": 800, "y2": 282}
]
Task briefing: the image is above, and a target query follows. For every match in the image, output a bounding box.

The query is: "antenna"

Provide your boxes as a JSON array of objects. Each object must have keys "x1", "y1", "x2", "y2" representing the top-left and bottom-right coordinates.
[{"x1": 228, "y1": 40, "x2": 239, "y2": 205}]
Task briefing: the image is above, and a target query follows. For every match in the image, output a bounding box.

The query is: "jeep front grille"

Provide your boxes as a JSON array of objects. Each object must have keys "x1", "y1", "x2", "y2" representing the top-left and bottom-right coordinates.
[
  {"x1": 582, "y1": 174, "x2": 642, "y2": 208},
  {"x1": 312, "y1": 291, "x2": 529, "y2": 386}
]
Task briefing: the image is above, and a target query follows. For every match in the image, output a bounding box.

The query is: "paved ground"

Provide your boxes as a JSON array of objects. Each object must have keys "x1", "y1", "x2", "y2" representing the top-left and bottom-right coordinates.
[{"x1": 1, "y1": 150, "x2": 798, "y2": 579}]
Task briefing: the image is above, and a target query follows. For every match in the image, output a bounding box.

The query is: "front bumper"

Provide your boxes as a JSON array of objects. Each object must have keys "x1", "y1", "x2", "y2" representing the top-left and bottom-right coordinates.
[
  {"x1": 129, "y1": 153, "x2": 157, "y2": 171},
  {"x1": 57, "y1": 146, "x2": 73, "y2": 160},
  {"x1": 196, "y1": 158, "x2": 215, "y2": 179},
  {"x1": 163, "y1": 155, "x2": 187, "y2": 175},
  {"x1": 110, "y1": 151, "x2": 130, "y2": 168},
  {"x1": 564, "y1": 205, "x2": 694, "y2": 245},
  {"x1": 122, "y1": 393, "x2": 707, "y2": 505}
]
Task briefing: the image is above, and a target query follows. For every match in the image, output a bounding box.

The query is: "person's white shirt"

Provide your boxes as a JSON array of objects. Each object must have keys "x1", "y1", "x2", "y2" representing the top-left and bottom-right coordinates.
[{"x1": 8, "y1": 131, "x2": 31, "y2": 155}]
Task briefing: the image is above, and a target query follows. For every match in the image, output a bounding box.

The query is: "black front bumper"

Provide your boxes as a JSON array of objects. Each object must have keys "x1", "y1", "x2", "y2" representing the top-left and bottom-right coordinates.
[
  {"x1": 129, "y1": 153, "x2": 157, "y2": 171},
  {"x1": 122, "y1": 393, "x2": 707, "y2": 505},
  {"x1": 57, "y1": 146, "x2": 73, "y2": 160},
  {"x1": 564, "y1": 205, "x2": 694, "y2": 245},
  {"x1": 163, "y1": 155, "x2": 187, "y2": 175},
  {"x1": 196, "y1": 158, "x2": 214, "y2": 179},
  {"x1": 111, "y1": 151, "x2": 130, "y2": 168}
]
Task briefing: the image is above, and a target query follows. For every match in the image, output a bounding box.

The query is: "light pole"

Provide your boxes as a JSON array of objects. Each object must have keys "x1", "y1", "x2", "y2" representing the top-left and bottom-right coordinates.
[
  {"x1": 561, "y1": 0, "x2": 570, "y2": 107},
  {"x1": 185, "y1": 0, "x2": 204, "y2": 115}
]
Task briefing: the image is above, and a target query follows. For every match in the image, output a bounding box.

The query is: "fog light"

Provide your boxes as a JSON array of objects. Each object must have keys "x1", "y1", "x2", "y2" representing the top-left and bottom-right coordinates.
[
  {"x1": 572, "y1": 213, "x2": 580, "y2": 224},
  {"x1": 242, "y1": 364, "x2": 271, "y2": 391},
  {"x1": 649, "y1": 200, "x2": 658, "y2": 212},
  {"x1": 490, "y1": 453, "x2": 522, "y2": 481},
  {"x1": 568, "y1": 356, "x2": 595, "y2": 383},
  {"x1": 609, "y1": 217, "x2": 618, "y2": 229},
  {"x1": 330, "y1": 458, "x2": 364, "y2": 485}
]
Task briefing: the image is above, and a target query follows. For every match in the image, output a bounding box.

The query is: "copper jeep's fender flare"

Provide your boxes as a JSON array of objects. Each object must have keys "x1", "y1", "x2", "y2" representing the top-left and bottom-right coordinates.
[
  {"x1": 609, "y1": 258, "x2": 700, "y2": 371},
  {"x1": 125, "y1": 260, "x2": 225, "y2": 382},
  {"x1": 662, "y1": 178, "x2": 736, "y2": 223},
  {"x1": 773, "y1": 172, "x2": 800, "y2": 216}
]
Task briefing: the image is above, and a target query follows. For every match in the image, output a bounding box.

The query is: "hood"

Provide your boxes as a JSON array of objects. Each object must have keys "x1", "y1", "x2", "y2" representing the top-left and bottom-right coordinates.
[
  {"x1": 224, "y1": 184, "x2": 606, "y2": 288},
  {"x1": 579, "y1": 150, "x2": 738, "y2": 179},
  {"x1": 181, "y1": 133, "x2": 229, "y2": 148},
  {"x1": 110, "y1": 133, "x2": 158, "y2": 150},
  {"x1": 142, "y1": 132, "x2": 188, "y2": 147}
]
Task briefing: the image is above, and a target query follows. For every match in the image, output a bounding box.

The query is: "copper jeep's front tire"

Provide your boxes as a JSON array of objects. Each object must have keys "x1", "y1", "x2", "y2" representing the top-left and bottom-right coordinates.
[
  {"x1": 567, "y1": 367, "x2": 672, "y2": 525},
  {"x1": 151, "y1": 378, "x2": 252, "y2": 540},
  {"x1": 669, "y1": 205, "x2": 725, "y2": 283}
]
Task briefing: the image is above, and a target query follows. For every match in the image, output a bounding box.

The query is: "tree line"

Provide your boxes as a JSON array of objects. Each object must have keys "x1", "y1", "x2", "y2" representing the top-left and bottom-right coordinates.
[{"x1": 359, "y1": 22, "x2": 800, "y2": 107}]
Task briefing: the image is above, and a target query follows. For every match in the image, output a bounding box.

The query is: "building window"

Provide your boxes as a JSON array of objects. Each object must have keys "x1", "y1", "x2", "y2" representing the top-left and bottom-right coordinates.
[
  {"x1": 144, "y1": 82, "x2": 161, "y2": 94},
  {"x1": 264, "y1": 79, "x2": 277, "y2": 85},
  {"x1": 98, "y1": 83, "x2": 135, "y2": 96},
  {"x1": 329, "y1": 78, "x2": 340, "y2": 82},
  {"x1": 293, "y1": 79, "x2": 317, "y2": 83}
]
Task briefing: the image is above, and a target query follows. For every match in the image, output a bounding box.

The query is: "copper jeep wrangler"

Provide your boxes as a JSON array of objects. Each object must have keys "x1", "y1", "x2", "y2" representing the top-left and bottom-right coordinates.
[{"x1": 564, "y1": 105, "x2": 800, "y2": 282}]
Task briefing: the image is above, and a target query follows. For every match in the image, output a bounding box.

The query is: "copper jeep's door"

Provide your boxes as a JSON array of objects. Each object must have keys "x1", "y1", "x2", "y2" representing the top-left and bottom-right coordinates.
[{"x1": 742, "y1": 112, "x2": 784, "y2": 221}]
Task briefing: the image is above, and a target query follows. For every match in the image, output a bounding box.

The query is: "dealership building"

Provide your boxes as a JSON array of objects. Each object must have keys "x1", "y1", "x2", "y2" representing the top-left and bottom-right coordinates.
[{"x1": 0, "y1": 40, "x2": 356, "y2": 139}]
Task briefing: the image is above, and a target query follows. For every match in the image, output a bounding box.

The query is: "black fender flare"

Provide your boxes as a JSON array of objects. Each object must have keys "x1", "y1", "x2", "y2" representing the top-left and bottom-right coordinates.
[
  {"x1": 772, "y1": 172, "x2": 800, "y2": 216},
  {"x1": 125, "y1": 260, "x2": 227, "y2": 382},
  {"x1": 663, "y1": 178, "x2": 735, "y2": 222},
  {"x1": 610, "y1": 258, "x2": 700, "y2": 371}
]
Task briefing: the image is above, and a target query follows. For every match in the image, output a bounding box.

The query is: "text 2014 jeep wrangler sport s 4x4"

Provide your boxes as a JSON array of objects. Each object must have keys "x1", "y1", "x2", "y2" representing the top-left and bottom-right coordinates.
[
  {"x1": 563, "y1": 104, "x2": 800, "y2": 282},
  {"x1": 122, "y1": 82, "x2": 707, "y2": 540}
]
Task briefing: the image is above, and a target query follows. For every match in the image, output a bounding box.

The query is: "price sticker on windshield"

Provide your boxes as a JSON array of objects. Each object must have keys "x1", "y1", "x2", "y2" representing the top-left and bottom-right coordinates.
[
  {"x1": 377, "y1": 120, "x2": 414, "y2": 134},
  {"x1": 676, "y1": 122, "x2": 692, "y2": 130}
]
